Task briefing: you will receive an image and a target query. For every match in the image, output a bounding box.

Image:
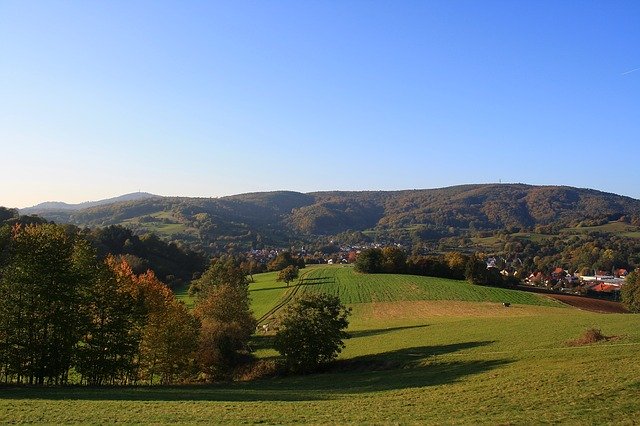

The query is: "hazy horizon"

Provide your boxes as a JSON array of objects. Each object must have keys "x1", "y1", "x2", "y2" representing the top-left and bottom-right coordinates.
[
  {"x1": 2, "y1": 1, "x2": 639, "y2": 208},
  {"x1": 15, "y1": 181, "x2": 640, "y2": 210}
]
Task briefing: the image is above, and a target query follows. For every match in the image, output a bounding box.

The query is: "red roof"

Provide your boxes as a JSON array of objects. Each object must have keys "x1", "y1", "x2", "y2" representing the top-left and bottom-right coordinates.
[{"x1": 591, "y1": 283, "x2": 618, "y2": 293}]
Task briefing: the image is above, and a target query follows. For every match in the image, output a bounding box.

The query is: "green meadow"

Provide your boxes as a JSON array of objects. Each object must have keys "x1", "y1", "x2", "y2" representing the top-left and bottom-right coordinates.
[{"x1": 2, "y1": 266, "x2": 639, "y2": 424}]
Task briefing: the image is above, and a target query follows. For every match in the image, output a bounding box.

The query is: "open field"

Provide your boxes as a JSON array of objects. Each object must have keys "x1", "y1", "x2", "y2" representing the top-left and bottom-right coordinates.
[
  {"x1": 2, "y1": 266, "x2": 639, "y2": 424},
  {"x1": 295, "y1": 266, "x2": 560, "y2": 306},
  {"x1": 562, "y1": 221, "x2": 640, "y2": 238}
]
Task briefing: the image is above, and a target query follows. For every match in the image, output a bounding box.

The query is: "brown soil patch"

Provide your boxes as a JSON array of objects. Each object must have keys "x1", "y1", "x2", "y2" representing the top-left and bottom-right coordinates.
[
  {"x1": 545, "y1": 294, "x2": 628, "y2": 314},
  {"x1": 365, "y1": 300, "x2": 557, "y2": 320}
]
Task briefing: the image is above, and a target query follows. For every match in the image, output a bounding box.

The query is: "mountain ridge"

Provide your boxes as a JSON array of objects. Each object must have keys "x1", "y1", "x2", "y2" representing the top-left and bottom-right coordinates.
[
  {"x1": 16, "y1": 184, "x2": 640, "y2": 254},
  {"x1": 21, "y1": 192, "x2": 160, "y2": 213}
]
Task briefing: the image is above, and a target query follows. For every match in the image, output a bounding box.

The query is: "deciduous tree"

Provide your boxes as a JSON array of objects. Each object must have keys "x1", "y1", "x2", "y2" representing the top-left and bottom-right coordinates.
[
  {"x1": 274, "y1": 293, "x2": 350, "y2": 373},
  {"x1": 276, "y1": 265, "x2": 299, "y2": 286}
]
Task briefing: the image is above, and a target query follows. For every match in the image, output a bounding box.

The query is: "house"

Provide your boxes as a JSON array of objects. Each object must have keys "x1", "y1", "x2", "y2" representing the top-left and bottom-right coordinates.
[{"x1": 614, "y1": 269, "x2": 628, "y2": 278}]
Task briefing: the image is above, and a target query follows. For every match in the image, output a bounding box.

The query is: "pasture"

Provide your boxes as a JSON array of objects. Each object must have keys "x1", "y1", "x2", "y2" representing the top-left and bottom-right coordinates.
[{"x1": 2, "y1": 266, "x2": 639, "y2": 424}]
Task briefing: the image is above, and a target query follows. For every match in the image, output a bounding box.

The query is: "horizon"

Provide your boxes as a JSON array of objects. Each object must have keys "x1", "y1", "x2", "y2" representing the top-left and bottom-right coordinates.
[
  {"x1": 17, "y1": 181, "x2": 640, "y2": 210},
  {"x1": 2, "y1": 1, "x2": 639, "y2": 208}
]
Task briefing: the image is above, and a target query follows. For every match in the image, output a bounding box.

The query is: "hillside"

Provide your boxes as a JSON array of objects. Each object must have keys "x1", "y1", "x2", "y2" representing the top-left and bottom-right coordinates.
[
  {"x1": 21, "y1": 192, "x2": 159, "y2": 214},
  {"x1": 19, "y1": 184, "x2": 640, "y2": 252}
]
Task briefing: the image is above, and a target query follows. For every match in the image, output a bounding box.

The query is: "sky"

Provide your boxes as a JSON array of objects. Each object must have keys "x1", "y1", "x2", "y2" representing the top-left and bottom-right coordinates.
[{"x1": 1, "y1": 0, "x2": 639, "y2": 208}]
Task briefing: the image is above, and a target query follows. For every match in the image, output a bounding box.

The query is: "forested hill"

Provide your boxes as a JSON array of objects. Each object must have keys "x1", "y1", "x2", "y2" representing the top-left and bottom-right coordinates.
[
  {"x1": 21, "y1": 192, "x2": 159, "y2": 213},
  {"x1": 20, "y1": 184, "x2": 640, "y2": 251}
]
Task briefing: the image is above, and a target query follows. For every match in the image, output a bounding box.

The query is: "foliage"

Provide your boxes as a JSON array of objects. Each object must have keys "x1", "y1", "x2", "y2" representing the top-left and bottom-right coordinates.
[
  {"x1": 88, "y1": 225, "x2": 206, "y2": 289},
  {"x1": 0, "y1": 223, "x2": 200, "y2": 386},
  {"x1": 621, "y1": 271, "x2": 640, "y2": 312},
  {"x1": 16, "y1": 184, "x2": 640, "y2": 261},
  {"x1": 464, "y1": 256, "x2": 505, "y2": 286},
  {"x1": 354, "y1": 248, "x2": 384, "y2": 273},
  {"x1": 274, "y1": 293, "x2": 350, "y2": 373},
  {"x1": 75, "y1": 255, "x2": 143, "y2": 385},
  {"x1": 189, "y1": 255, "x2": 247, "y2": 297},
  {"x1": 0, "y1": 224, "x2": 86, "y2": 385},
  {"x1": 382, "y1": 246, "x2": 407, "y2": 273},
  {"x1": 276, "y1": 265, "x2": 299, "y2": 286},
  {"x1": 192, "y1": 259, "x2": 256, "y2": 380},
  {"x1": 267, "y1": 251, "x2": 305, "y2": 272},
  {"x1": 123, "y1": 265, "x2": 199, "y2": 385}
]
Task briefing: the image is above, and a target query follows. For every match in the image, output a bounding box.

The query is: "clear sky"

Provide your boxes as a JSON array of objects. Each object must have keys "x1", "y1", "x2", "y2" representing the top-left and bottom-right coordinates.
[{"x1": 1, "y1": 0, "x2": 639, "y2": 208}]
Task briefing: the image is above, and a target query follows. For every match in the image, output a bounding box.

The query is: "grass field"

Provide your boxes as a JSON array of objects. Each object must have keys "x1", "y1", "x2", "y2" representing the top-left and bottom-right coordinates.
[
  {"x1": 2, "y1": 266, "x2": 639, "y2": 424},
  {"x1": 562, "y1": 221, "x2": 640, "y2": 238},
  {"x1": 295, "y1": 266, "x2": 560, "y2": 306}
]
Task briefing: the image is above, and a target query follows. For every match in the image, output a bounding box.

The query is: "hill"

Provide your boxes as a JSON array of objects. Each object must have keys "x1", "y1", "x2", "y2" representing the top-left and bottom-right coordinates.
[
  {"x1": 18, "y1": 184, "x2": 640, "y2": 253},
  {"x1": 21, "y1": 192, "x2": 159, "y2": 214}
]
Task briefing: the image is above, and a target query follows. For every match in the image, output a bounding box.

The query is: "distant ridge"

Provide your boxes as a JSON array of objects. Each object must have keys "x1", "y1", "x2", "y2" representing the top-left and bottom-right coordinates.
[
  {"x1": 21, "y1": 192, "x2": 160, "y2": 214},
  {"x1": 13, "y1": 184, "x2": 640, "y2": 255}
]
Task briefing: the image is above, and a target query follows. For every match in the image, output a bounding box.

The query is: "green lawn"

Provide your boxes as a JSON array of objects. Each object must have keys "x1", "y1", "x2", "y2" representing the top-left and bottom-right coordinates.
[{"x1": 2, "y1": 266, "x2": 639, "y2": 424}]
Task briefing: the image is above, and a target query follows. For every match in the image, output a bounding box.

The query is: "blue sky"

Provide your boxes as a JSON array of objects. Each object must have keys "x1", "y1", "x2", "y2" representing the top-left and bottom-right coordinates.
[{"x1": 1, "y1": 0, "x2": 639, "y2": 208}]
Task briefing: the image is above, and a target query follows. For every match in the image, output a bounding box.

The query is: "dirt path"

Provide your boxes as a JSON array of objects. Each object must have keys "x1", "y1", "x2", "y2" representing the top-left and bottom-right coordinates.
[{"x1": 545, "y1": 294, "x2": 627, "y2": 313}]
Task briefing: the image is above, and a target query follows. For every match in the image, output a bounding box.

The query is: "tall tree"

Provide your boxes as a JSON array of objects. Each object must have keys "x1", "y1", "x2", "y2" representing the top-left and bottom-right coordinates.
[
  {"x1": 0, "y1": 224, "x2": 85, "y2": 385},
  {"x1": 191, "y1": 259, "x2": 256, "y2": 380},
  {"x1": 131, "y1": 269, "x2": 198, "y2": 385},
  {"x1": 75, "y1": 255, "x2": 143, "y2": 385}
]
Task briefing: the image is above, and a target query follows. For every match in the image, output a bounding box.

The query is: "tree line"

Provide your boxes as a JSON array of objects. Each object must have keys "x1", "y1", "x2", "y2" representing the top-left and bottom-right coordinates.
[
  {"x1": 0, "y1": 223, "x2": 256, "y2": 385},
  {"x1": 0, "y1": 223, "x2": 348, "y2": 385}
]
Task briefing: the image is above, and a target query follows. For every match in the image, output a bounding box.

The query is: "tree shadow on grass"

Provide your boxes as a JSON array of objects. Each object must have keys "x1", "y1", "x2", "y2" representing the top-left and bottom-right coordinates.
[
  {"x1": 0, "y1": 341, "x2": 509, "y2": 402},
  {"x1": 250, "y1": 285, "x2": 291, "y2": 292},
  {"x1": 250, "y1": 325, "x2": 430, "y2": 351},
  {"x1": 299, "y1": 277, "x2": 336, "y2": 286},
  {"x1": 349, "y1": 324, "x2": 430, "y2": 339}
]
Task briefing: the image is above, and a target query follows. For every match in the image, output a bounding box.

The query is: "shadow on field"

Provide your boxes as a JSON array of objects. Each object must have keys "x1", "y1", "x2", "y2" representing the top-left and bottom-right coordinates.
[
  {"x1": 0, "y1": 341, "x2": 510, "y2": 403},
  {"x1": 300, "y1": 276, "x2": 336, "y2": 286},
  {"x1": 349, "y1": 324, "x2": 429, "y2": 338},
  {"x1": 249, "y1": 325, "x2": 430, "y2": 351},
  {"x1": 250, "y1": 285, "x2": 291, "y2": 292}
]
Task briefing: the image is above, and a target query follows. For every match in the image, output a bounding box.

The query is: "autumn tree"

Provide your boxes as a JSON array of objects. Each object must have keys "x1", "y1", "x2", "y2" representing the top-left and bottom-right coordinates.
[
  {"x1": 277, "y1": 265, "x2": 299, "y2": 286},
  {"x1": 75, "y1": 255, "x2": 143, "y2": 385},
  {"x1": 444, "y1": 252, "x2": 468, "y2": 279},
  {"x1": 113, "y1": 259, "x2": 199, "y2": 385},
  {"x1": 267, "y1": 251, "x2": 304, "y2": 272},
  {"x1": 382, "y1": 246, "x2": 407, "y2": 273},
  {"x1": 191, "y1": 258, "x2": 256, "y2": 380}
]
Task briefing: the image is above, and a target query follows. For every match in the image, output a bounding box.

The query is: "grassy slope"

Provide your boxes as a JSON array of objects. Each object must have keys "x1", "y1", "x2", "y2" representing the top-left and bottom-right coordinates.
[
  {"x1": 296, "y1": 265, "x2": 559, "y2": 306},
  {"x1": 2, "y1": 266, "x2": 639, "y2": 424}
]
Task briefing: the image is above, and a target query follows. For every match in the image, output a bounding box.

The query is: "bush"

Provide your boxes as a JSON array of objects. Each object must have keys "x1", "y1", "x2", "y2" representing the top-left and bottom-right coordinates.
[
  {"x1": 621, "y1": 271, "x2": 640, "y2": 313},
  {"x1": 274, "y1": 293, "x2": 350, "y2": 374}
]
